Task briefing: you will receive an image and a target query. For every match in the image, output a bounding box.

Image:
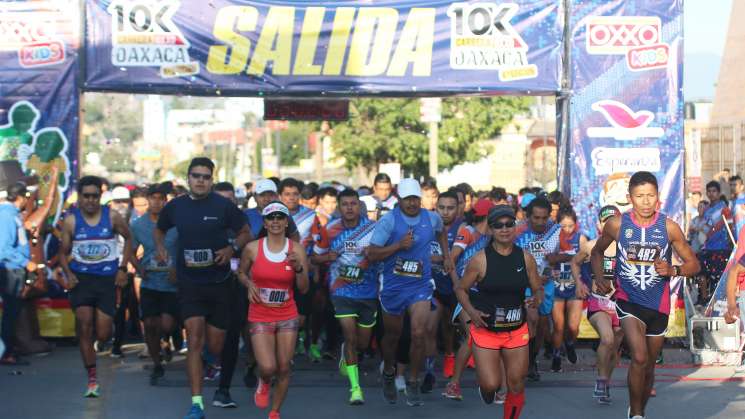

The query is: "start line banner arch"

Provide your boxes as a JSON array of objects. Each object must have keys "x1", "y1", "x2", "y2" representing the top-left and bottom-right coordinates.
[{"x1": 0, "y1": 0, "x2": 684, "y2": 338}]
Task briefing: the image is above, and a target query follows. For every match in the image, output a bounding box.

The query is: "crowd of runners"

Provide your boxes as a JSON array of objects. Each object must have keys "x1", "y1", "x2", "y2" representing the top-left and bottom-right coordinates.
[{"x1": 1, "y1": 157, "x2": 702, "y2": 419}]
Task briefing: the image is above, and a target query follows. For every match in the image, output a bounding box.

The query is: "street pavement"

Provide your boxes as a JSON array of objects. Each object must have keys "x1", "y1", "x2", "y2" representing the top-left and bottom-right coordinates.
[{"x1": 2, "y1": 343, "x2": 744, "y2": 419}]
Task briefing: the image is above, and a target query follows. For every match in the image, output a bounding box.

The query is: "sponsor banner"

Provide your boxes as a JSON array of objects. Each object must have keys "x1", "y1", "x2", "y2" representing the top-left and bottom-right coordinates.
[
  {"x1": 0, "y1": 1, "x2": 80, "y2": 225},
  {"x1": 84, "y1": 0, "x2": 563, "y2": 95},
  {"x1": 567, "y1": 1, "x2": 683, "y2": 336},
  {"x1": 567, "y1": 1, "x2": 683, "y2": 234}
]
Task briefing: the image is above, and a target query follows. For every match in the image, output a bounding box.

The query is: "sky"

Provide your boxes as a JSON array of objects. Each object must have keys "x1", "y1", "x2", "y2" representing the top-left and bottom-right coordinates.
[{"x1": 684, "y1": 0, "x2": 732, "y2": 100}]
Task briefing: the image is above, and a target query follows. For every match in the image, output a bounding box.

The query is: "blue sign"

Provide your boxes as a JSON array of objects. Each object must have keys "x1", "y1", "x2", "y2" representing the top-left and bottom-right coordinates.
[
  {"x1": 565, "y1": 0, "x2": 684, "y2": 237},
  {"x1": 84, "y1": 0, "x2": 564, "y2": 95},
  {"x1": 0, "y1": 1, "x2": 80, "y2": 224}
]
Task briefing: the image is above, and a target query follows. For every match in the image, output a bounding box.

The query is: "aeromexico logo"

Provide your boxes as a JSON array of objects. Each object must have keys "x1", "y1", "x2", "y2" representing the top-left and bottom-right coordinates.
[{"x1": 587, "y1": 100, "x2": 664, "y2": 141}]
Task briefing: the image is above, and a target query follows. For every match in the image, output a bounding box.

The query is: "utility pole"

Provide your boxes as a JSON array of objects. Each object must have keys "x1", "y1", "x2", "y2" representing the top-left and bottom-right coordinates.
[{"x1": 420, "y1": 98, "x2": 442, "y2": 178}]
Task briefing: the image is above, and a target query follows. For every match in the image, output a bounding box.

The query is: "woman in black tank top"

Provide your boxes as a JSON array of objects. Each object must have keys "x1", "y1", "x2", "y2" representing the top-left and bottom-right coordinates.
[{"x1": 455, "y1": 205, "x2": 543, "y2": 419}]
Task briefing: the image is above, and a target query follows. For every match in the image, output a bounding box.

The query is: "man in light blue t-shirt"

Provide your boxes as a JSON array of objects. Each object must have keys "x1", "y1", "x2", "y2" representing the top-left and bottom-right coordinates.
[{"x1": 130, "y1": 183, "x2": 178, "y2": 385}]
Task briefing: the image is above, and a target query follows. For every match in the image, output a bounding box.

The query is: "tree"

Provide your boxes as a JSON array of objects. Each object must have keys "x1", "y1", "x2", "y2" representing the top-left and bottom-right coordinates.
[
  {"x1": 82, "y1": 93, "x2": 143, "y2": 173},
  {"x1": 330, "y1": 97, "x2": 530, "y2": 177}
]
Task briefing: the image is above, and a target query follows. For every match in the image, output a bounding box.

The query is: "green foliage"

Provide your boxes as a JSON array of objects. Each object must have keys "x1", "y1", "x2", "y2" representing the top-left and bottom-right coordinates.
[
  {"x1": 82, "y1": 93, "x2": 143, "y2": 173},
  {"x1": 330, "y1": 97, "x2": 530, "y2": 177}
]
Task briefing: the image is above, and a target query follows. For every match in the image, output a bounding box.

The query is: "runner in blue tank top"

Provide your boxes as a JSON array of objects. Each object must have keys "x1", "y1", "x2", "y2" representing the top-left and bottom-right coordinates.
[
  {"x1": 59, "y1": 176, "x2": 133, "y2": 398},
  {"x1": 424, "y1": 190, "x2": 461, "y2": 394},
  {"x1": 591, "y1": 171, "x2": 699, "y2": 419},
  {"x1": 513, "y1": 197, "x2": 562, "y2": 382},
  {"x1": 367, "y1": 179, "x2": 452, "y2": 407}
]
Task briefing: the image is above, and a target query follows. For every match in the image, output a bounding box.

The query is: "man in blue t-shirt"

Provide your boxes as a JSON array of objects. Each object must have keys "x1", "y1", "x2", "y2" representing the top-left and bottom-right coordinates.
[
  {"x1": 699, "y1": 180, "x2": 734, "y2": 303},
  {"x1": 155, "y1": 158, "x2": 250, "y2": 419},
  {"x1": 130, "y1": 183, "x2": 178, "y2": 386},
  {"x1": 367, "y1": 179, "x2": 452, "y2": 407}
]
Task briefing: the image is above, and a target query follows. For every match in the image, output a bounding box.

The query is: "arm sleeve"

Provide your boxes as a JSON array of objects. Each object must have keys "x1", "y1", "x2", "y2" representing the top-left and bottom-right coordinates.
[{"x1": 370, "y1": 212, "x2": 395, "y2": 247}]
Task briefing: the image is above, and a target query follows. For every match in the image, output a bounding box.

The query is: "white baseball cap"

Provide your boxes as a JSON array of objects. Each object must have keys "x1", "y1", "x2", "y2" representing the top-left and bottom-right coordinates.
[
  {"x1": 111, "y1": 186, "x2": 130, "y2": 201},
  {"x1": 255, "y1": 179, "x2": 277, "y2": 195},
  {"x1": 261, "y1": 201, "x2": 290, "y2": 217},
  {"x1": 397, "y1": 178, "x2": 421, "y2": 199}
]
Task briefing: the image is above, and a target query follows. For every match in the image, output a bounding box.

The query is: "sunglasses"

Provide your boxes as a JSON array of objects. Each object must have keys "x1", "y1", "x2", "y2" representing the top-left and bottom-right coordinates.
[
  {"x1": 81, "y1": 193, "x2": 101, "y2": 199},
  {"x1": 189, "y1": 172, "x2": 212, "y2": 181},
  {"x1": 265, "y1": 213, "x2": 287, "y2": 221},
  {"x1": 489, "y1": 220, "x2": 516, "y2": 230}
]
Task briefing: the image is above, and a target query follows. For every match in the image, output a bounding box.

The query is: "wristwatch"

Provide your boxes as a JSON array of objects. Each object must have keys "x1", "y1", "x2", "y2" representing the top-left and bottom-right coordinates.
[
  {"x1": 231, "y1": 243, "x2": 241, "y2": 255},
  {"x1": 294, "y1": 265, "x2": 304, "y2": 274}
]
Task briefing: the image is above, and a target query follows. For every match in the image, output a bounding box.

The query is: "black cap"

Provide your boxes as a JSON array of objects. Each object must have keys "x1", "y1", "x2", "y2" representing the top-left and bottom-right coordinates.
[
  {"x1": 598, "y1": 205, "x2": 620, "y2": 222},
  {"x1": 488, "y1": 205, "x2": 516, "y2": 224},
  {"x1": 147, "y1": 183, "x2": 170, "y2": 196}
]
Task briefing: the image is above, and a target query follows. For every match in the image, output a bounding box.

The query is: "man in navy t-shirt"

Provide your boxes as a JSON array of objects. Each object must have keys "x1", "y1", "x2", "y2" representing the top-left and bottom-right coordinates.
[{"x1": 155, "y1": 157, "x2": 250, "y2": 419}]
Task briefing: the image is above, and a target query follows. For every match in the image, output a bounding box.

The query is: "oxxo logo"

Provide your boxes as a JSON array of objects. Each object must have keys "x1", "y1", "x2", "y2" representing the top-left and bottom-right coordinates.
[
  {"x1": 0, "y1": 13, "x2": 66, "y2": 67},
  {"x1": 585, "y1": 16, "x2": 668, "y2": 72}
]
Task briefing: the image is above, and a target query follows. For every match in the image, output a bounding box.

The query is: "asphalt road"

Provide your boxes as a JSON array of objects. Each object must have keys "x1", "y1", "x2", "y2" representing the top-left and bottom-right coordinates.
[{"x1": 2, "y1": 344, "x2": 744, "y2": 419}]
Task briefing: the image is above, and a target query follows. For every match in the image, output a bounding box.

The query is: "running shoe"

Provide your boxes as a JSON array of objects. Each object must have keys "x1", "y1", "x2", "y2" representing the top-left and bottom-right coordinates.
[
  {"x1": 477, "y1": 386, "x2": 494, "y2": 405},
  {"x1": 627, "y1": 407, "x2": 645, "y2": 419},
  {"x1": 309, "y1": 344, "x2": 322, "y2": 363},
  {"x1": 735, "y1": 362, "x2": 745, "y2": 373},
  {"x1": 150, "y1": 364, "x2": 165, "y2": 386},
  {"x1": 420, "y1": 372, "x2": 435, "y2": 394},
  {"x1": 495, "y1": 392, "x2": 506, "y2": 404},
  {"x1": 527, "y1": 361, "x2": 541, "y2": 382},
  {"x1": 566, "y1": 343, "x2": 578, "y2": 364},
  {"x1": 405, "y1": 380, "x2": 423, "y2": 406},
  {"x1": 179, "y1": 340, "x2": 188, "y2": 354},
  {"x1": 443, "y1": 354, "x2": 455, "y2": 378},
  {"x1": 269, "y1": 410, "x2": 281, "y2": 419},
  {"x1": 110, "y1": 345, "x2": 124, "y2": 359},
  {"x1": 382, "y1": 372, "x2": 397, "y2": 404},
  {"x1": 442, "y1": 381, "x2": 463, "y2": 401},
  {"x1": 255, "y1": 379, "x2": 270, "y2": 409},
  {"x1": 204, "y1": 364, "x2": 221, "y2": 381},
  {"x1": 592, "y1": 381, "x2": 605, "y2": 398},
  {"x1": 597, "y1": 387, "x2": 611, "y2": 405},
  {"x1": 184, "y1": 404, "x2": 205, "y2": 419},
  {"x1": 395, "y1": 375, "x2": 406, "y2": 392},
  {"x1": 656, "y1": 351, "x2": 664, "y2": 365},
  {"x1": 162, "y1": 343, "x2": 173, "y2": 363},
  {"x1": 349, "y1": 387, "x2": 365, "y2": 405},
  {"x1": 84, "y1": 383, "x2": 100, "y2": 398},
  {"x1": 551, "y1": 356, "x2": 562, "y2": 373},
  {"x1": 339, "y1": 343, "x2": 347, "y2": 377},
  {"x1": 94, "y1": 340, "x2": 107, "y2": 355},
  {"x1": 213, "y1": 388, "x2": 238, "y2": 408}
]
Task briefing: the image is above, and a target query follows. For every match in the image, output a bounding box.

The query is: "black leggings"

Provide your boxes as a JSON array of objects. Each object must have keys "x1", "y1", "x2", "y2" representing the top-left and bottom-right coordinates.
[{"x1": 219, "y1": 279, "x2": 248, "y2": 390}]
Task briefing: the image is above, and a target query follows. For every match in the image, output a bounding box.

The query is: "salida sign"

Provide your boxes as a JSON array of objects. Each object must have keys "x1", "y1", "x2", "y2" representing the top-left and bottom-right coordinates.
[{"x1": 84, "y1": 0, "x2": 563, "y2": 94}]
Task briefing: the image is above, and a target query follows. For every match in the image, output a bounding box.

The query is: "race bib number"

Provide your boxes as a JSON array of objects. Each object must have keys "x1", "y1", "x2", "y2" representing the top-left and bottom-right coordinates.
[
  {"x1": 626, "y1": 244, "x2": 661, "y2": 264},
  {"x1": 147, "y1": 257, "x2": 171, "y2": 272},
  {"x1": 493, "y1": 306, "x2": 524, "y2": 328},
  {"x1": 394, "y1": 258, "x2": 423, "y2": 278},
  {"x1": 184, "y1": 249, "x2": 214, "y2": 268},
  {"x1": 557, "y1": 263, "x2": 573, "y2": 285},
  {"x1": 259, "y1": 288, "x2": 289, "y2": 305},
  {"x1": 338, "y1": 265, "x2": 364, "y2": 283},
  {"x1": 72, "y1": 239, "x2": 118, "y2": 263}
]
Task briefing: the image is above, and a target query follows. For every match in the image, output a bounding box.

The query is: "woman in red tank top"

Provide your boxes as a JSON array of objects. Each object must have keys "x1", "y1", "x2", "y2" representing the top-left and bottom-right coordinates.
[{"x1": 238, "y1": 201, "x2": 308, "y2": 419}]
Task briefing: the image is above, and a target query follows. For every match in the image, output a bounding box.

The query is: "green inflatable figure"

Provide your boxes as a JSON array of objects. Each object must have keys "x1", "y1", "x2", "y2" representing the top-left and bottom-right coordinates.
[
  {"x1": 0, "y1": 101, "x2": 40, "y2": 161},
  {"x1": 26, "y1": 128, "x2": 70, "y2": 221}
]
